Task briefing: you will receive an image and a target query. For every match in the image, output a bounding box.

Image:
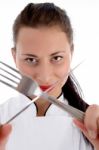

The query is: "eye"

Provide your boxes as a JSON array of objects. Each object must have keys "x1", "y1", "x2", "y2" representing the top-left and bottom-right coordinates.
[
  {"x1": 51, "y1": 56, "x2": 63, "y2": 63},
  {"x1": 25, "y1": 57, "x2": 38, "y2": 65}
]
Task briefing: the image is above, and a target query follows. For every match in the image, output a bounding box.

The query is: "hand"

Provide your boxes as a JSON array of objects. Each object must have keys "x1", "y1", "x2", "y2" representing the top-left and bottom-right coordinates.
[
  {"x1": 0, "y1": 124, "x2": 12, "y2": 150},
  {"x1": 73, "y1": 104, "x2": 99, "y2": 150}
]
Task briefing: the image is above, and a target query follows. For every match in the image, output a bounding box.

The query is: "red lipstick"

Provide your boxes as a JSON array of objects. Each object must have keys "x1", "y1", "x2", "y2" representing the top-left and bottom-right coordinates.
[{"x1": 40, "y1": 85, "x2": 52, "y2": 91}]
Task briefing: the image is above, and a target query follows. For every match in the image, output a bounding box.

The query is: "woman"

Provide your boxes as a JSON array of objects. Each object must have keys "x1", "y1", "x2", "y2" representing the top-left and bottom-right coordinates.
[{"x1": 0, "y1": 2, "x2": 99, "y2": 150}]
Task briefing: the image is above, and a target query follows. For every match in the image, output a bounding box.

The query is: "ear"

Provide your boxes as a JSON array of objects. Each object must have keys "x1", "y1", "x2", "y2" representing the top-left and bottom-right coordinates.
[{"x1": 11, "y1": 47, "x2": 16, "y2": 64}]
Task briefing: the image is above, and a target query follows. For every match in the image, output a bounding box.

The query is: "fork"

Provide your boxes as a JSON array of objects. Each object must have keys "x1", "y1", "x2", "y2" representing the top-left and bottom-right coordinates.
[{"x1": 0, "y1": 61, "x2": 85, "y2": 123}]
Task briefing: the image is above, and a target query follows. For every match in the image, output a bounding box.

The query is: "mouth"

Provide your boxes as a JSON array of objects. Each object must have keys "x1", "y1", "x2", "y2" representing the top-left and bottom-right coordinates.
[{"x1": 40, "y1": 85, "x2": 52, "y2": 91}]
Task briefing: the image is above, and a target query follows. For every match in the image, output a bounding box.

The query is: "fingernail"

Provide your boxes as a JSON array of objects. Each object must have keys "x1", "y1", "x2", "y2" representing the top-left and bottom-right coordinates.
[{"x1": 88, "y1": 130, "x2": 97, "y2": 139}]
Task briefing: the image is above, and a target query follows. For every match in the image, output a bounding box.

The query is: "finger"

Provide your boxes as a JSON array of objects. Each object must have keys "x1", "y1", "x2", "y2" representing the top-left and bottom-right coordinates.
[
  {"x1": 0, "y1": 124, "x2": 12, "y2": 140},
  {"x1": 73, "y1": 118, "x2": 91, "y2": 139},
  {"x1": 84, "y1": 104, "x2": 99, "y2": 138},
  {"x1": 73, "y1": 118, "x2": 86, "y2": 131}
]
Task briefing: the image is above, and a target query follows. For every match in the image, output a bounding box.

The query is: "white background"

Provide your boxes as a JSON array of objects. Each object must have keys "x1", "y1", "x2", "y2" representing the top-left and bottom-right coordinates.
[{"x1": 0, "y1": 0, "x2": 99, "y2": 104}]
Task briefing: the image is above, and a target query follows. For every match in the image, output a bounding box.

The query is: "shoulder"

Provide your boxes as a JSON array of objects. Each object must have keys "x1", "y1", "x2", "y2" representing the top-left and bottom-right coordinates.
[{"x1": 0, "y1": 93, "x2": 30, "y2": 124}]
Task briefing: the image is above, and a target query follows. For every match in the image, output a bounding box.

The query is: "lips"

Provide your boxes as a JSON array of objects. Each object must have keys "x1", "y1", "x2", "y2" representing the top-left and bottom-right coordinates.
[{"x1": 40, "y1": 85, "x2": 52, "y2": 91}]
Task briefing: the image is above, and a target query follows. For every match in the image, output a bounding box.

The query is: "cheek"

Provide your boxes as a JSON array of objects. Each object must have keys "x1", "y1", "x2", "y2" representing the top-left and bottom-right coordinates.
[
  {"x1": 15, "y1": 61, "x2": 32, "y2": 77},
  {"x1": 57, "y1": 62, "x2": 71, "y2": 79},
  {"x1": 56, "y1": 61, "x2": 71, "y2": 86}
]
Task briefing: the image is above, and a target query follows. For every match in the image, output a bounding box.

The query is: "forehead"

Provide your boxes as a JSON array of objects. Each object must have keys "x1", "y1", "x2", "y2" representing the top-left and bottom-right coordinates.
[{"x1": 16, "y1": 26, "x2": 70, "y2": 54}]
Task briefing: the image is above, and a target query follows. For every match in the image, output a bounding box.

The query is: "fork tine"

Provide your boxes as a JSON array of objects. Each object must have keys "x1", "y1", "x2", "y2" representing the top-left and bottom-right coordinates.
[
  {"x1": 0, "y1": 67, "x2": 20, "y2": 80},
  {"x1": 0, "y1": 73, "x2": 19, "y2": 84},
  {"x1": 0, "y1": 61, "x2": 21, "y2": 87},
  {"x1": 0, "y1": 79, "x2": 16, "y2": 90},
  {"x1": 0, "y1": 61, "x2": 20, "y2": 74},
  {"x1": 0, "y1": 62, "x2": 21, "y2": 91}
]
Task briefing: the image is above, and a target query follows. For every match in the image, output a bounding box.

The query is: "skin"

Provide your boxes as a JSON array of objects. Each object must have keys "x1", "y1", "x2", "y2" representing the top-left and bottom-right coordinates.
[
  {"x1": 12, "y1": 26, "x2": 73, "y2": 115},
  {"x1": 12, "y1": 26, "x2": 72, "y2": 96},
  {"x1": 74, "y1": 104, "x2": 99, "y2": 149},
  {"x1": 0, "y1": 26, "x2": 99, "y2": 149},
  {"x1": 0, "y1": 124, "x2": 12, "y2": 150}
]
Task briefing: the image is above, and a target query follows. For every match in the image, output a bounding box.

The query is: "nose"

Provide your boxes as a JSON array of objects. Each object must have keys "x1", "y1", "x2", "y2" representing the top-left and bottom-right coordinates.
[{"x1": 35, "y1": 63, "x2": 53, "y2": 84}]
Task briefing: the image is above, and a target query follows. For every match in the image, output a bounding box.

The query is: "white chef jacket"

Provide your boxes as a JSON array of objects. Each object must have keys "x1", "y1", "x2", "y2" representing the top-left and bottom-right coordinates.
[{"x1": 0, "y1": 93, "x2": 93, "y2": 150}]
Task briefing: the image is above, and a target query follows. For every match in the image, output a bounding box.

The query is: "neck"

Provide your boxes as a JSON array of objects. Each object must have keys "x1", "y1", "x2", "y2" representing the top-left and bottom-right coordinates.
[{"x1": 34, "y1": 98, "x2": 51, "y2": 116}]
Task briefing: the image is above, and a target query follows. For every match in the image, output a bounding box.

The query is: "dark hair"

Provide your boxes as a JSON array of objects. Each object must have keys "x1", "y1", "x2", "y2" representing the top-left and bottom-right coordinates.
[
  {"x1": 12, "y1": 2, "x2": 88, "y2": 112},
  {"x1": 63, "y1": 74, "x2": 88, "y2": 112},
  {"x1": 13, "y1": 3, "x2": 73, "y2": 48}
]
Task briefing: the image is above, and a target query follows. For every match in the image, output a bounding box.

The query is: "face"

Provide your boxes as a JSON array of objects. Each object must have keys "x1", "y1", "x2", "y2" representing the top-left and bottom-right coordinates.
[{"x1": 12, "y1": 26, "x2": 73, "y2": 97}]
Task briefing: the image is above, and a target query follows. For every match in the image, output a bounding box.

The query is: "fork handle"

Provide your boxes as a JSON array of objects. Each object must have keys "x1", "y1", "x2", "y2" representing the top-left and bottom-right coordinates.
[{"x1": 42, "y1": 93, "x2": 85, "y2": 122}]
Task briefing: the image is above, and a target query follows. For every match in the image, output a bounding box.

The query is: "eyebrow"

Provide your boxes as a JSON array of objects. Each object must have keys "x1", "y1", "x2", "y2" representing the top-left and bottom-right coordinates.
[
  {"x1": 50, "y1": 51, "x2": 66, "y2": 56},
  {"x1": 22, "y1": 54, "x2": 38, "y2": 58},
  {"x1": 22, "y1": 51, "x2": 66, "y2": 57}
]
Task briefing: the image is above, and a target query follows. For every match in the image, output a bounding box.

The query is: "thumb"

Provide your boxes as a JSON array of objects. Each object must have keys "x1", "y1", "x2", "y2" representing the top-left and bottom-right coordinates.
[
  {"x1": 0, "y1": 124, "x2": 12, "y2": 138},
  {"x1": 0, "y1": 124, "x2": 12, "y2": 146}
]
